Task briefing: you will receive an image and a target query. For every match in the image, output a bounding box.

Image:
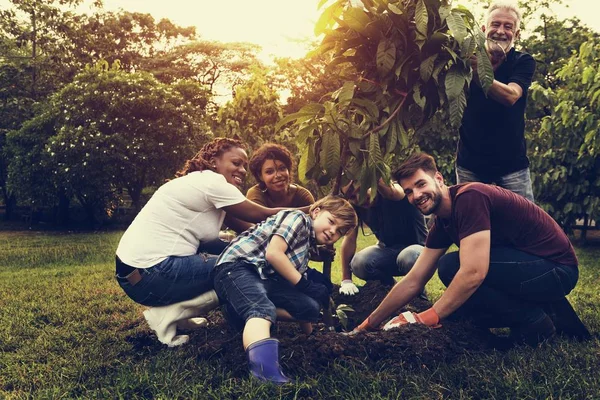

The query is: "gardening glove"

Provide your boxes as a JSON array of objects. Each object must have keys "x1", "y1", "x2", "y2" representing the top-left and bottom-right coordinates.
[
  {"x1": 343, "y1": 316, "x2": 380, "y2": 336},
  {"x1": 295, "y1": 277, "x2": 330, "y2": 308},
  {"x1": 382, "y1": 308, "x2": 441, "y2": 331},
  {"x1": 339, "y1": 280, "x2": 359, "y2": 296}
]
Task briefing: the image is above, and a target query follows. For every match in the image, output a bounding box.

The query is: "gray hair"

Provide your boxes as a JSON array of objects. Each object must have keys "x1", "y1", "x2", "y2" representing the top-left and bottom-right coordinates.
[{"x1": 487, "y1": 1, "x2": 521, "y2": 30}]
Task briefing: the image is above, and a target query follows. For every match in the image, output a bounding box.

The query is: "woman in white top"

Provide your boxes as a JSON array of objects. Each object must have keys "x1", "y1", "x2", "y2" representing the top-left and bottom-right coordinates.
[{"x1": 115, "y1": 137, "x2": 280, "y2": 346}]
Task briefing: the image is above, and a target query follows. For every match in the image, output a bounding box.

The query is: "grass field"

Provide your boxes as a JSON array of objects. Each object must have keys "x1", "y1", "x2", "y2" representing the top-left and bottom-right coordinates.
[{"x1": 1, "y1": 230, "x2": 599, "y2": 399}]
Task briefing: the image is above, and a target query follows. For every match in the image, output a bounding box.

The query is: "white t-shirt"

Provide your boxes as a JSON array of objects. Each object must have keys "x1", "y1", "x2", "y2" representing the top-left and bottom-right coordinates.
[{"x1": 116, "y1": 170, "x2": 246, "y2": 268}]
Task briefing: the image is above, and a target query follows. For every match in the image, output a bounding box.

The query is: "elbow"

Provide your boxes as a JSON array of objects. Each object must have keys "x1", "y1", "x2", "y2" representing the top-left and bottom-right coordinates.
[
  {"x1": 463, "y1": 268, "x2": 487, "y2": 289},
  {"x1": 504, "y1": 97, "x2": 519, "y2": 107},
  {"x1": 265, "y1": 249, "x2": 277, "y2": 265}
]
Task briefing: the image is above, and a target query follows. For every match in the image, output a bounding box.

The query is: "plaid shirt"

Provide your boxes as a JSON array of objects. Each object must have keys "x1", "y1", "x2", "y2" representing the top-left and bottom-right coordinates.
[{"x1": 216, "y1": 210, "x2": 317, "y2": 279}]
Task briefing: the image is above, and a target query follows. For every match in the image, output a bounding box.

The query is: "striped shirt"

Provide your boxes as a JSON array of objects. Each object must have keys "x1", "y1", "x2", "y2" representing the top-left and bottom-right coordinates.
[{"x1": 216, "y1": 210, "x2": 317, "y2": 279}]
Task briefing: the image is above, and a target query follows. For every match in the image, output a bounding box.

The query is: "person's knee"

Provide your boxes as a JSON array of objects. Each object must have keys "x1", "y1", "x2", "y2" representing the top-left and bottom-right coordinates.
[
  {"x1": 349, "y1": 252, "x2": 372, "y2": 280},
  {"x1": 290, "y1": 297, "x2": 321, "y2": 321},
  {"x1": 437, "y1": 252, "x2": 460, "y2": 287},
  {"x1": 396, "y1": 245, "x2": 423, "y2": 275}
]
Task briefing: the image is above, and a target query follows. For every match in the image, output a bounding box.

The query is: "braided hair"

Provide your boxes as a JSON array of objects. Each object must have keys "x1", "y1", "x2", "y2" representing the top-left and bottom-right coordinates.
[{"x1": 175, "y1": 137, "x2": 246, "y2": 177}]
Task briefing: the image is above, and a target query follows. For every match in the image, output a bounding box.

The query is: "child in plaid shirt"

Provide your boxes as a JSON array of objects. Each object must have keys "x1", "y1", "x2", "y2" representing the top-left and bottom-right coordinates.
[{"x1": 213, "y1": 195, "x2": 357, "y2": 384}]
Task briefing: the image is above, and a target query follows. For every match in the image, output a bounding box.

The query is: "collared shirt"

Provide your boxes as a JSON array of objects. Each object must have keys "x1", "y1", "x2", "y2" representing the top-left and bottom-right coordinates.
[{"x1": 216, "y1": 210, "x2": 317, "y2": 279}]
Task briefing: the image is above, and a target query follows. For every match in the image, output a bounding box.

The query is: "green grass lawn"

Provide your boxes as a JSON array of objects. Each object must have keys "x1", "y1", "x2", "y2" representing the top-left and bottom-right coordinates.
[{"x1": 1, "y1": 230, "x2": 599, "y2": 399}]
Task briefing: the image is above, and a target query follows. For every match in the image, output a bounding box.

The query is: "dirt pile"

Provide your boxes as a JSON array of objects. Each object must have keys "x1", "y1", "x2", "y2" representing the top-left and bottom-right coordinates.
[{"x1": 127, "y1": 281, "x2": 494, "y2": 378}]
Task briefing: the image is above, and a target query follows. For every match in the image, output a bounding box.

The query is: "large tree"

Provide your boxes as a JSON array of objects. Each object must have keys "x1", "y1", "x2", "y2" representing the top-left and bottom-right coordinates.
[
  {"x1": 215, "y1": 66, "x2": 283, "y2": 152},
  {"x1": 7, "y1": 62, "x2": 210, "y2": 226},
  {"x1": 279, "y1": 0, "x2": 493, "y2": 200}
]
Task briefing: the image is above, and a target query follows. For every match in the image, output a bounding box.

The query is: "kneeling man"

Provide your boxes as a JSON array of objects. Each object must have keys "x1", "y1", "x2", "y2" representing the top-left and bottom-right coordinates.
[{"x1": 351, "y1": 152, "x2": 588, "y2": 345}]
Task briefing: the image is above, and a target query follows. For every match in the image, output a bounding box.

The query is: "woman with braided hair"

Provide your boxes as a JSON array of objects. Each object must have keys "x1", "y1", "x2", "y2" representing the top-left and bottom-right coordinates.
[{"x1": 115, "y1": 137, "x2": 283, "y2": 346}]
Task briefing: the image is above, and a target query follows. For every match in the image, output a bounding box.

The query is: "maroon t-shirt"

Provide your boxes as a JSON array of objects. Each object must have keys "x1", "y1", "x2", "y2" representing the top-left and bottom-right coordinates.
[{"x1": 426, "y1": 183, "x2": 578, "y2": 267}]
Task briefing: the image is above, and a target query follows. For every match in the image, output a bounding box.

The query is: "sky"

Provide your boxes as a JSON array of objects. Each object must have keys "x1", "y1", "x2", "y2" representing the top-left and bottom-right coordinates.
[
  {"x1": 76, "y1": 0, "x2": 600, "y2": 62},
  {"x1": 2, "y1": 0, "x2": 598, "y2": 62}
]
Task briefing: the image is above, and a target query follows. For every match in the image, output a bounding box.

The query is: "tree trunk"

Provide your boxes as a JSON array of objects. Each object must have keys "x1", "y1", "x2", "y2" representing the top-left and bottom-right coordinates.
[
  {"x1": 54, "y1": 192, "x2": 71, "y2": 227},
  {"x1": 3, "y1": 193, "x2": 16, "y2": 221}
]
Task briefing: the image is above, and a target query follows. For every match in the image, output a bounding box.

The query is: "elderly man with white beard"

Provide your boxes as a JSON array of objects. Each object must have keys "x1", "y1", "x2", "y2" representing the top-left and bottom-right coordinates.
[{"x1": 456, "y1": 1, "x2": 536, "y2": 202}]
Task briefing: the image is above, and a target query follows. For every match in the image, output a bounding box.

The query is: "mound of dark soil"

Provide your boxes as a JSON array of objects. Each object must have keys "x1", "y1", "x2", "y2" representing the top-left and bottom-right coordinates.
[{"x1": 128, "y1": 281, "x2": 495, "y2": 379}]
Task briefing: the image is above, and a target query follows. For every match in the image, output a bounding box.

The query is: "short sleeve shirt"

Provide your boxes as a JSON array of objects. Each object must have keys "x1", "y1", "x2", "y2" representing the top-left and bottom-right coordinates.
[
  {"x1": 116, "y1": 170, "x2": 246, "y2": 267},
  {"x1": 426, "y1": 183, "x2": 578, "y2": 267},
  {"x1": 246, "y1": 184, "x2": 315, "y2": 208},
  {"x1": 458, "y1": 48, "x2": 536, "y2": 177},
  {"x1": 354, "y1": 196, "x2": 427, "y2": 247},
  {"x1": 216, "y1": 210, "x2": 317, "y2": 279}
]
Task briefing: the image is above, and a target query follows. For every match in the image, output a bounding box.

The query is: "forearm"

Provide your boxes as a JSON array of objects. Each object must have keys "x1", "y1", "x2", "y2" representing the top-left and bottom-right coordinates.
[
  {"x1": 487, "y1": 80, "x2": 522, "y2": 106},
  {"x1": 377, "y1": 180, "x2": 405, "y2": 201},
  {"x1": 224, "y1": 215, "x2": 253, "y2": 233},
  {"x1": 368, "y1": 279, "x2": 422, "y2": 326},
  {"x1": 266, "y1": 251, "x2": 302, "y2": 284},
  {"x1": 340, "y1": 235, "x2": 357, "y2": 281},
  {"x1": 432, "y1": 268, "x2": 485, "y2": 319}
]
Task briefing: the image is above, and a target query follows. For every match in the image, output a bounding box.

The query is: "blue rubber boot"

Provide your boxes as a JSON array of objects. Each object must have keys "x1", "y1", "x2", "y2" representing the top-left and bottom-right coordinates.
[{"x1": 246, "y1": 338, "x2": 291, "y2": 384}]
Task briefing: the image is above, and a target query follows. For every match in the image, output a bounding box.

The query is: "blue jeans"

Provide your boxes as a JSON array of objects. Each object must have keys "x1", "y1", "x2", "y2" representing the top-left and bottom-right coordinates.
[
  {"x1": 437, "y1": 247, "x2": 578, "y2": 328},
  {"x1": 213, "y1": 261, "x2": 321, "y2": 330},
  {"x1": 115, "y1": 241, "x2": 224, "y2": 307},
  {"x1": 456, "y1": 165, "x2": 535, "y2": 202},
  {"x1": 350, "y1": 243, "x2": 423, "y2": 281}
]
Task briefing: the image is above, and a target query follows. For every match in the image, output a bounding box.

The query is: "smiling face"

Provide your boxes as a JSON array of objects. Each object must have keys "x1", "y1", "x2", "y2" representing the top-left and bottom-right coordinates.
[
  {"x1": 399, "y1": 169, "x2": 445, "y2": 216},
  {"x1": 211, "y1": 146, "x2": 248, "y2": 189},
  {"x1": 259, "y1": 158, "x2": 290, "y2": 194},
  {"x1": 484, "y1": 8, "x2": 520, "y2": 53},
  {"x1": 311, "y1": 208, "x2": 344, "y2": 246}
]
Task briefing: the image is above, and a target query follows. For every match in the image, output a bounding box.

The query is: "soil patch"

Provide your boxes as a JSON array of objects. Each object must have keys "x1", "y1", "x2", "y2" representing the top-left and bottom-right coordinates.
[{"x1": 128, "y1": 281, "x2": 496, "y2": 379}]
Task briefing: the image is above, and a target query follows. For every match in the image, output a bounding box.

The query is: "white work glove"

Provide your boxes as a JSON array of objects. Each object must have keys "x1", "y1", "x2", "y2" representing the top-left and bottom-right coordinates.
[{"x1": 339, "y1": 280, "x2": 359, "y2": 295}]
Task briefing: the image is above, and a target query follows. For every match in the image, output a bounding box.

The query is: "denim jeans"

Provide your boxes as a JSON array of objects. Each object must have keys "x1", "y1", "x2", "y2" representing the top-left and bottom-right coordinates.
[
  {"x1": 456, "y1": 165, "x2": 535, "y2": 202},
  {"x1": 437, "y1": 247, "x2": 578, "y2": 328},
  {"x1": 213, "y1": 261, "x2": 321, "y2": 330},
  {"x1": 350, "y1": 243, "x2": 424, "y2": 281},
  {"x1": 116, "y1": 252, "x2": 218, "y2": 307}
]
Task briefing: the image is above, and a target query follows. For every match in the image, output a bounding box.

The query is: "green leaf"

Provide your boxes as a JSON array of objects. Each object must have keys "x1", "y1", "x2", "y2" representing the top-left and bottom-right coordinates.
[
  {"x1": 460, "y1": 35, "x2": 476, "y2": 58},
  {"x1": 299, "y1": 103, "x2": 326, "y2": 115},
  {"x1": 352, "y1": 98, "x2": 380, "y2": 120},
  {"x1": 385, "y1": 118, "x2": 398, "y2": 155},
  {"x1": 439, "y1": 4, "x2": 451, "y2": 21},
  {"x1": 420, "y1": 54, "x2": 438, "y2": 81},
  {"x1": 449, "y1": 89, "x2": 467, "y2": 128},
  {"x1": 315, "y1": 1, "x2": 343, "y2": 36},
  {"x1": 415, "y1": 0, "x2": 428, "y2": 38},
  {"x1": 446, "y1": 12, "x2": 467, "y2": 45},
  {"x1": 369, "y1": 132, "x2": 383, "y2": 167},
  {"x1": 445, "y1": 65, "x2": 465, "y2": 100},
  {"x1": 476, "y1": 31, "x2": 494, "y2": 94},
  {"x1": 398, "y1": 121, "x2": 409, "y2": 148},
  {"x1": 376, "y1": 39, "x2": 396, "y2": 77},
  {"x1": 582, "y1": 66, "x2": 595, "y2": 85},
  {"x1": 388, "y1": 3, "x2": 403, "y2": 15},
  {"x1": 297, "y1": 144, "x2": 311, "y2": 183},
  {"x1": 337, "y1": 81, "x2": 356, "y2": 103},
  {"x1": 412, "y1": 84, "x2": 426, "y2": 109},
  {"x1": 343, "y1": 7, "x2": 372, "y2": 34},
  {"x1": 320, "y1": 131, "x2": 341, "y2": 177}
]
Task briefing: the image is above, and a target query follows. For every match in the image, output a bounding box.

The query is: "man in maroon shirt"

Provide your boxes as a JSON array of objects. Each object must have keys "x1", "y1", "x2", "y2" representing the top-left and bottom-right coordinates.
[{"x1": 350, "y1": 152, "x2": 588, "y2": 345}]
